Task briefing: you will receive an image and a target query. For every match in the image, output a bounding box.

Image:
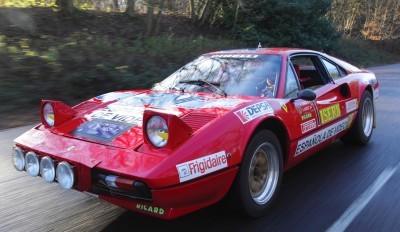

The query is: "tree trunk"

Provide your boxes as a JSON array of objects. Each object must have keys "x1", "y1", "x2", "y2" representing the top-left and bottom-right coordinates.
[
  {"x1": 145, "y1": 0, "x2": 156, "y2": 37},
  {"x1": 125, "y1": 0, "x2": 136, "y2": 17},
  {"x1": 189, "y1": 0, "x2": 196, "y2": 23},
  {"x1": 233, "y1": 0, "x2": 241, "y2": 31},
  {"x1": 199, "y1": 0, "x2": 213, "y2": 26},
  {"x1": 153, "y1": 0, "x2": 165, "y2": 36},
  {"x1": 56, "y1": 0, "x2": 74, "y2": 14},
  {"x1": 145, "y1": 0, "x2": 165, "y2": 37}
]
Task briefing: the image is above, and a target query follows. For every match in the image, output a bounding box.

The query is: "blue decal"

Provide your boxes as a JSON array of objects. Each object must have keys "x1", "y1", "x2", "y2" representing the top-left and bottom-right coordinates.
[{"x1": 72, "y1": 119, "x2": 132, "y2": 143}]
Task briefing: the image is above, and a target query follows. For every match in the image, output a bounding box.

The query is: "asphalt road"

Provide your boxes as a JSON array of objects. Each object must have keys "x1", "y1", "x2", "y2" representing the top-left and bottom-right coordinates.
[{"x1": 1, "y1": 63, "x2": 399, "y2": 232}]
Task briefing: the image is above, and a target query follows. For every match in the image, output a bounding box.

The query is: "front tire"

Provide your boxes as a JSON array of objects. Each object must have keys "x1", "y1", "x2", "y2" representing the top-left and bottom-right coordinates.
[
  {"x1": 341, "y1": 91, "x2": 374, "y2": 145},
  {"x1": 233, "y1": 130, "x2": 283, "y2": 217}
]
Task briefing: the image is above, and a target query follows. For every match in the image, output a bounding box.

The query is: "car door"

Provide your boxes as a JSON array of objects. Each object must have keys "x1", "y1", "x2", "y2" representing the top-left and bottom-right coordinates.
[
  {"x1": 288, "y1": 54, "x2": 353, "y2": 158},
  {"x1": 283, "y1": 60, "x2": 319, "y2": 141}
]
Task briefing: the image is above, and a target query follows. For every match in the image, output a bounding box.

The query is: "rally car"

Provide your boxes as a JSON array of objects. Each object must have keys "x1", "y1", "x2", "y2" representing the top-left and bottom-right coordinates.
[{"x1": 12, "y1": 48, "x2": 379, "y2": 219}]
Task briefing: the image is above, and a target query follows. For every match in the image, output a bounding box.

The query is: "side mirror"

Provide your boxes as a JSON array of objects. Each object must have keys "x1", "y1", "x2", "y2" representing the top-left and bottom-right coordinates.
[{"x1": 290, "y1": 89, "x2": 316, "y2": 102}]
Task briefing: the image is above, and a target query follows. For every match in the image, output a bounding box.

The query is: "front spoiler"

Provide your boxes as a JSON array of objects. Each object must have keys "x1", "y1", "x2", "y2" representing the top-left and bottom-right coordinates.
[{"x1": 98, "y1": 166, "x2": 238, "y2": 219}]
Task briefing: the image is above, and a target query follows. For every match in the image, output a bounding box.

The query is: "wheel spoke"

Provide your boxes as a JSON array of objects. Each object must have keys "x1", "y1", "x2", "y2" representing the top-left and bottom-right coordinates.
[{"x1": 248, "y1": 142, "x2": 279, "y2": 205}]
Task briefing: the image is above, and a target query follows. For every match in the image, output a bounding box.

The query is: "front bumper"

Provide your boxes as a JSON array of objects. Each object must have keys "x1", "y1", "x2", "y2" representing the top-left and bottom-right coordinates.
[{"x1": 13, "y1": 127, "x2": 238, "y2": 219}]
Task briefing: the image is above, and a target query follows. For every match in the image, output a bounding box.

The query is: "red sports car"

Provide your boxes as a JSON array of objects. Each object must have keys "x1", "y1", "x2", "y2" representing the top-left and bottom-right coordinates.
[{"x1": 12, "y1": 48, "x2": 379, "y2": 219}]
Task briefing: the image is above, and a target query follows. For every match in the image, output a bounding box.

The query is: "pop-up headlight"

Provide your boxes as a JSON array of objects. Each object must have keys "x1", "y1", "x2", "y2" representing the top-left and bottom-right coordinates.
[
  {"x1": 143, "y1": 110, "x2": 193, "y2": 150},
  {"x1": 41, "y1": 100, "x2": 77, "y2": 127},
  {"x1": 146, "y1": 116, "x2": 169, "y2": 148}
]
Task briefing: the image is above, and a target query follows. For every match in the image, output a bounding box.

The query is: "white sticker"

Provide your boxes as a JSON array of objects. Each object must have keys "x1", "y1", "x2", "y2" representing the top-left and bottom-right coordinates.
[
  {"x1": 86, "y1": 105, "x2": 143, "y2": 125},
  {"x1": 234, "y1": 101, "x2": 273, "y2": 124},
  {"x1": 295, "y1": 117, "x2": 349, "y2": 156},
  {"x1": 301, "y1": 119, "x2": 316, "y2": 134},
  {"x1": 176, "y1": 151, "x2": 228, "y2": 183},
  {"x1": 345, "y1": 99, "x2": 358, "y2": 113}
]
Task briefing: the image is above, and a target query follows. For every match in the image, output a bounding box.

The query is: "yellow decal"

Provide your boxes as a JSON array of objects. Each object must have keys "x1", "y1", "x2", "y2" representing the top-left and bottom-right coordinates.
[
  {"x1": 346, "y1": 113, "x2": 355, "y2": 129},
  {"x1": 136, "y1": 204, "x2": 165, "y2": 215},
  {"x1": 319, "y1": 104, "x2": 341, "y2": 124},
  {"x1": 157, "y1": 131, "x2": 169, "y2": 140},
  {"x1": 280, "y1": 102, "x2": 288, "y2": 113},
  {"x1": 301, "y1": 113, "x2": 312, "y2": 120}
]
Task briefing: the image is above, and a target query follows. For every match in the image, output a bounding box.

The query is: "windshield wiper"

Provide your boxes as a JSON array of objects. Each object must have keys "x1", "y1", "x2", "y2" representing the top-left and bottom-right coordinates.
[
  {"x1": 178, "y1": 79, "x2": 227, "y2": 97},
  {"x1": 170, "y1": 86, "x2": 184, "y2": 92}
]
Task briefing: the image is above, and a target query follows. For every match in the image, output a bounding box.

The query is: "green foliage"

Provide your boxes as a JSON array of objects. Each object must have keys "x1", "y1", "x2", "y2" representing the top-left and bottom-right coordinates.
[
  {"x1": 330, "y1": 39, "x2": 400, "y2": 68},
  {"x1": 220, "y1": 0, "x2": 339, "y2": 50},
  {"x1": 0, "y1": 0, "x2": 56, "y2": 7},
  {"x1": 0, "y1": 34, "x2": 241, "y2": 113}
]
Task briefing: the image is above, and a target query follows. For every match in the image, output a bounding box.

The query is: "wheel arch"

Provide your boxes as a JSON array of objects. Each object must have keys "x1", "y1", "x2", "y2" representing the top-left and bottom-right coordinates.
[{"x1": 250, "y1": 118, "x2": 289, "y2": 164}]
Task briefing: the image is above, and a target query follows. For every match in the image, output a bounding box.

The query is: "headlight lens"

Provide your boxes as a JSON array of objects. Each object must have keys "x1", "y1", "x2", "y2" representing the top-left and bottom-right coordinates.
[
  {"x1": 12, "y1": 147, "x2": 25, "y2": 171},
  {"x1": 56, "y1": 162, "x2": 74, "y2": 189},
  {"x1": 43, "y1": 103, "x2": 55, "y2": 127},
  {"x1": 146, "y1": 116, "x2": 169, "y2": 148},
  {"x1": 40, "y1": 156, "x2": 55, "y2": 183},
  {"x1": 25, "y1": 152, "x2": 40, "y2": 176}
]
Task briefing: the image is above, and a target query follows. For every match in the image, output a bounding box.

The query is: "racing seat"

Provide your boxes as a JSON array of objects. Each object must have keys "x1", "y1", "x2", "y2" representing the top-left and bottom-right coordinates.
[{"x1": 293, "y1": 64, "x2": 311, "y2": 89}]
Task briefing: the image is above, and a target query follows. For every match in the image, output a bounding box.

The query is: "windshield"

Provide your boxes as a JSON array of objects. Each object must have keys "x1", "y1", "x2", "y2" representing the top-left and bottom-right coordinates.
[{"x1": 153, "y1": 54, "x2": 282, "y2": 98}]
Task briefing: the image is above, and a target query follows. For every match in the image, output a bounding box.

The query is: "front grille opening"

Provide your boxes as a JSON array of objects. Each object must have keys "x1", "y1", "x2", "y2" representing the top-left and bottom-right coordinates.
[{"x1": 91, "y1": 170, "x2": 152, "y2": 201}]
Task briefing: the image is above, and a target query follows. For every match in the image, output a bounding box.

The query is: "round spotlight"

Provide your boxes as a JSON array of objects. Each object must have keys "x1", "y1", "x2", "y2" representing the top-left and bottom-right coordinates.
[
  {"x1": 25, "y1": 152, "x2": 40, "y2": 176},
  {"x1": 56, "y1": 162, "x2": 75, "y2": 189},
  {"x1": 40, "y1": 156, "x2": 55, "y2": 182},
  {"x1": 43, "y1": 103, "x2": 55, "y2": 127},
  {"x1": 146, "y1": 116, "x2": 169, "y2": 148},
  {"x1": 12, "y1": 147, "x2": 25, "y2": 171}
]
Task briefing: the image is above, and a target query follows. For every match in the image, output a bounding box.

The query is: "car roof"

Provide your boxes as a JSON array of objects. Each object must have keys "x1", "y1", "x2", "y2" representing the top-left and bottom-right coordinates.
[
  {"x1": 206, "y1": 47, "x2": 321, "y2": 56},
  {"x1": 205, "y1": 47, "x2": 361, "y2": 72}
]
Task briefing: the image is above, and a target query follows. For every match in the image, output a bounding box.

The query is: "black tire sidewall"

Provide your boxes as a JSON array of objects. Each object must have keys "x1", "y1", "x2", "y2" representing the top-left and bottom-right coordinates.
[
  {"x1": 356, "y1": 91, "x2": 374, "y2": 144},
  {"x1": 236, "y1": 130, "x2": 283, "y2": 217}
]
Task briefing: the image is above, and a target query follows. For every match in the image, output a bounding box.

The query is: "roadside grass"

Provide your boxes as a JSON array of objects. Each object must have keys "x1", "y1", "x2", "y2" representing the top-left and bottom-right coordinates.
[{"x1": 331, "y1": 39, "x2": 400, "y2": 69}]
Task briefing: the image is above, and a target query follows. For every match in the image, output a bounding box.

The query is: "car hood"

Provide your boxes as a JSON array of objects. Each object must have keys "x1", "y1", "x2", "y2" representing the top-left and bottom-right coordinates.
[{"x1": 51, "y1": 90, "x2": 250, "y2": 149}]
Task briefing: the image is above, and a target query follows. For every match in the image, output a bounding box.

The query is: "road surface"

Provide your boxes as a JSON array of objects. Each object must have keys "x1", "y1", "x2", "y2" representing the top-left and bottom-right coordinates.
[{"x1": 0, "y1": 63, "x2": 399, "y2": 232}]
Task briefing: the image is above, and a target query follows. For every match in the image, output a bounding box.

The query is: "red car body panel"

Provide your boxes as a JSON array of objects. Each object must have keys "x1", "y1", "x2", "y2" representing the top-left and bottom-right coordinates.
[{"x1": 13, "y1": 48, "x2": 379, "y2": 219}]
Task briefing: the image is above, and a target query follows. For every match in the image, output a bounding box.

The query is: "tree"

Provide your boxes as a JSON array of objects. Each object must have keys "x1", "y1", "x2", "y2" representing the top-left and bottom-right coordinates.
[
  {"x1": 329, "y1": 0, "x2": 400, "y2": 40},
  {"x1": 56, "y1": 0, "x2": 75, "y2": 14},
  {"x1": 220, "y1": 0, "x2": 338, "y2": 50},
  {"x1": 125, "y1": 0, "x2": 136, "y2": 17},
  {"x1": 145, "y1": 0, "x2": 165, "y2": 37}
]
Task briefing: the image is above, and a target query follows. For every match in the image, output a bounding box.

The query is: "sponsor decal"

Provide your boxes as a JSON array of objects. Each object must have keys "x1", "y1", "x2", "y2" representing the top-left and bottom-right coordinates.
[
  {"x1": 136, "y1": 204, "x2": 165, "y2": 215},
  {"x1": 295, "y1": 117, "x2": 349, "y2": 156},
  {"x1": 302, "y1": 104, "x2": 314, "y2": 113},
  {"x1": 346, "y1": 113, "x2": 355, "y2": 129},
  {"x1": 301, "y1": 119, "x2": 316, "y2": 134},
  {"x1": 88, "y1": 93, "x2": 245, "y2": 124},
  {"x1": 121, "y1": 92, "x2": 244, "y2": 109},
  {"x1": 345, "y1": 99, "x2": 358, "y2": 113},
  {"x1": 211, "y1": 54, "x2": 259, "y2": 59},
  {"x1": 95, "y1": 92, "x2": 134, "y2": 102},
  {"x1": 87, "y1": 105, "x2": 143, "y2": 125},
  {"x1": 234, "y1": 101, "x2": 273, "y2": 124},
  {"x1": 295, "y1": 102, "x2": 315, "y2": 115},
  {"x1": 176, "y1": 151, "x2": 228, "y2": 183},
  {"x1": 296, "y1": 105, "x2": 303, "y2": 114},
  {"x1": 280, "y1": 102, "x2": 288, "y2": 113},
  {"x1": 72, "y1": 119, "x2": 132, "y2": 143},
  {"x1": 319, "y1": 104, "x2": 341, "y2": 124},
  {"x1": 301, "y1": 113, "x2": 312, "y2": 120}
]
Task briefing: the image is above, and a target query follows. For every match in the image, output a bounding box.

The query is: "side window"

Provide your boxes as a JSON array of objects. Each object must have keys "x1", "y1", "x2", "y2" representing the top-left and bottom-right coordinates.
[
  {"x1": 284, "y1": 65, "x2": 300, "y2": 98},
  {"x1": 291, "y1": 55, "x2": 327, "y2": 90},
  {"x1": 322, "y1": 59, "x2": 341, "y2": 80}
]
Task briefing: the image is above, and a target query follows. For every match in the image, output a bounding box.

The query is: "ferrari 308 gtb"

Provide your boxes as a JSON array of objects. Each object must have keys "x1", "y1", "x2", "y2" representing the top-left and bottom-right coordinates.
[{"x1": 12, "y1": 48, "x2": 379, "y2": 219}]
